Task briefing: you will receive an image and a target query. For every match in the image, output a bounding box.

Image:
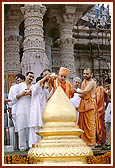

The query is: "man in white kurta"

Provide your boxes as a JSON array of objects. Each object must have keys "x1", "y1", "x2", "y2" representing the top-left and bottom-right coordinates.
[
  {"x1": 8, "y1": 84, "x2": 18, "y2": 129},
  {"x1": 8, "y1": 74, "x2": 25, "y2": 131},
  {"x1": 8, "y1": 74, "x2": 25, "y2": 150},
  {"x1": 29, "y1": 73, "x2": 53, "y2": 148},
  {"x1": 13, "y1": 72, "x2": 34, "y2": 151},
  {"x1": 70, "y1": 77, "x2": 82, "y2": 123}
]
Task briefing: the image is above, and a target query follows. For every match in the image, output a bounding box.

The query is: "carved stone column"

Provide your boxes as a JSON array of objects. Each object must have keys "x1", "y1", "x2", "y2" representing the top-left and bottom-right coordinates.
[
  {"x1": 57, "y1": 23, "x2": 76, "y2": 81},
  {"x1": 4, "y1": 34, "x2": 21, "y2": 74},
  {"x1": 45, "y1": 32, "x2": 53, "y2": 70},
  {"x1": 21, "y1": 5, "x2": 49, "y2": 80},
  {"x1": 4, "y1": 7, "x2": 21, "y2": 74},
  {"x1": 56, "y1": 5, "x2": 78, "y2": 81}
]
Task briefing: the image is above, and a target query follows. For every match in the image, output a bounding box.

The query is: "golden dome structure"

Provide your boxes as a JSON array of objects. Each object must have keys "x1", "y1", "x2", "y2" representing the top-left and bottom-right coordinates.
[{"x1": 28, "y1": 86, "x2": 93, "y2": 165}]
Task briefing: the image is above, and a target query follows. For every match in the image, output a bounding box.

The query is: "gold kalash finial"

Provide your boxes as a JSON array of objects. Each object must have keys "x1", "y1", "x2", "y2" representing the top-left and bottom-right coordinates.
[{"x1": 28, "y1": 86, "x2": 93, "y2": 165}]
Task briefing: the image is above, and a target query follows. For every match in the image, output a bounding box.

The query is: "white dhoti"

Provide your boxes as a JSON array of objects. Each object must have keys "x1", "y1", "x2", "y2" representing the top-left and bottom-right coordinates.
[
  {"x1": 13, "y1": 82, "x2": 33, "y2": 151},
  {"x1": 29, "y1": 126, "x2": 41, "y2": 148},
  {"x1": 12, "y1": 114, "x2": 18, "y2": 132},
  {"x1": 29, "y1": 81, "x2": 53, "y2": 148},
  {"x1": 18, "y1": 128, "x2": 29, "y2": 150}
]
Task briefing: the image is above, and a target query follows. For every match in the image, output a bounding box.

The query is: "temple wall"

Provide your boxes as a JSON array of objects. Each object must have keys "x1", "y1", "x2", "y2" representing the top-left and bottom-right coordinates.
[{"x1": 4, "y1": 4, "x2": 111, "y2": 90}]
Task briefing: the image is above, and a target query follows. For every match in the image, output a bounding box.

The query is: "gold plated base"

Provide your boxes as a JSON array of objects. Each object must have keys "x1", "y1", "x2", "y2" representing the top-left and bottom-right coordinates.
[
  {"x1": 33, "y1": 157, "x2": 88, "y2": 165},
  {"x1": 28, "y1": 128, "x2": 93, "y2": 164},
  {"x1": 28, "y1": 87, "x2": 93, "y2": 165}
]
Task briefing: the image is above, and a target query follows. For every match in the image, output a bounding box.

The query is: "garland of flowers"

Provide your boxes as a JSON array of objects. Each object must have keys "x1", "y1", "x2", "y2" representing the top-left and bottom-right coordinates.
[
  {"x1": 87, "y1": 152, "x2": 111, "y2": 164},
  {"x1": 4, "y1": 152, "x2": 111, "y2": 164},
  {"x1": 4, "y1": 155, "x2": 34, "y2": 164}
]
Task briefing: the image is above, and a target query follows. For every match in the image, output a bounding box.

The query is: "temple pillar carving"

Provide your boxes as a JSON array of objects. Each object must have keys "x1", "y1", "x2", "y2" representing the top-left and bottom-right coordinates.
[
  {"x1": 21, "y1": 5, "x2": 49, "y2": 80},
  {"x1": 45, "y1": 32, "x2": 53, "y2": 70},
  {"x1": 57, "y1": 23, "x2": 76, "y2": 81},
  {"x1": 56, "y1": 5, "x2": 79, "y2": 81},
  {"x1": 4, "y1": 35, "x2": 22, "y2": 74},
  {"x1": 4, "y1": 6, "x2": 21, "y2": 74}
]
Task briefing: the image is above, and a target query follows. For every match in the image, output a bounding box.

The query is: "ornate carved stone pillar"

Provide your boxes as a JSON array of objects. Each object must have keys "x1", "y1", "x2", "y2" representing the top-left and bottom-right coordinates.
[
  {"x1": 45, "y1": 32, "x2": 53, "y2": 70},
  {"x1": 21, "y1": 5, "x2": 49, "y2": 80},
  {"x1": 57, "y1": 23, "x2": 76, "y2": 81},
  {"x1": 56, "y1": 5, "x2": 78, "y2": 81},
  {"x1": 4, "y1": 34, "x2": 21, "y2": 74},
  {"x1": 4, "y1": 11, "x2": 21, "y2": 74}
]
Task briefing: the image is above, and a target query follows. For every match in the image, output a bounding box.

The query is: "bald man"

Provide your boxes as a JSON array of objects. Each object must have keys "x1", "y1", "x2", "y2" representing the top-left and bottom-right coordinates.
[{"x1": 76, "y1": 68, "x2": 96, "y2": 147}]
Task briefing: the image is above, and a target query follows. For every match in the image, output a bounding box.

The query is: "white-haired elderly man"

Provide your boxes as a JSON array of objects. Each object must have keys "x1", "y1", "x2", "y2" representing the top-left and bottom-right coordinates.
[
  {"x1": 72, "y1": 77, "x2": 81, "y2": 90},
  {"x1": 70, "y1": 77, "x2": 82, "y2": 123}
]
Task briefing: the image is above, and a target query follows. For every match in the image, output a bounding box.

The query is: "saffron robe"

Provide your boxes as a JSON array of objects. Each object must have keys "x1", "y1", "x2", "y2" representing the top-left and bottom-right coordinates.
[
  {"x1": 53, "y1": 78, "x2": 73, "y2": 99},
  {"x1": 78, "y1": 80, "x2": 96, "y2": 146},
  {"x1": 96, "y1": 86, "x2": 108, "y2": 145}
]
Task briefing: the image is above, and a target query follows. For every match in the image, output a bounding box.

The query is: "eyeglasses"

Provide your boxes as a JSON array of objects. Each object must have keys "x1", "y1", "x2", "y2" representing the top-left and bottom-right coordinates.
[{"x1": 75, "y1": 82, "x2": 80, "y2": 84}]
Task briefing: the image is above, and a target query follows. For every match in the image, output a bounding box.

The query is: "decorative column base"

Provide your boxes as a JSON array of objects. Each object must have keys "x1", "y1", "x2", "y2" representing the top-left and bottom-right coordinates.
[{"x1": 28, "y1": 128, "x2": 93, "y2": 165}]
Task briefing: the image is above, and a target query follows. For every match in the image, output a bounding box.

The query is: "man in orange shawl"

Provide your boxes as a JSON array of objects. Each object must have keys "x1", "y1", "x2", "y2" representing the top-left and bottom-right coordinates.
[
  {"x1": 53, "y1": 67, "x2": 73, "y2": 99},
  {"x1": 94, "y1": 79, "x2": 108, "y2": 147},
  {"x1": 76, "y1": 68, "x2": 96, "y2": 147}
]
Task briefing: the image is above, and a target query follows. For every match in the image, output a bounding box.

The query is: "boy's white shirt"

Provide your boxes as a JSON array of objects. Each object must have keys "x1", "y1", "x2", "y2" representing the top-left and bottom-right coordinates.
[{"x1": 70, "y1": 88, "x2": 81, "y2": 108}]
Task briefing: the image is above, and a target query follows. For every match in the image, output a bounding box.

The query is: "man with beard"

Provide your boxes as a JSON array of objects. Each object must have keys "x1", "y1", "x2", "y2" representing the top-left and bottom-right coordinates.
[
  {"x1": 53, "y1": 67, "x2": 73, "y2": 99},
  {"x1": 76, "y1": 68, "x2": 96, "y2": 148},
  {"x1": 13, "y1": 72, "x2": 34, "y2": 151}
]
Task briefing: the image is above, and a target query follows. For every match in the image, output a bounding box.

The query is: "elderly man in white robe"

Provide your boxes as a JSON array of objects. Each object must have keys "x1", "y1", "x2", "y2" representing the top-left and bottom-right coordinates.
[
  {"x1": 29, "y1": 70, "x2": 53, "y2": 148},
  {"x1": 70, "y1": 77, "x2": 82, "y2": 123},
  {"x1": 13, "y1": 72, "x2": 34, "y2": 151}
]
